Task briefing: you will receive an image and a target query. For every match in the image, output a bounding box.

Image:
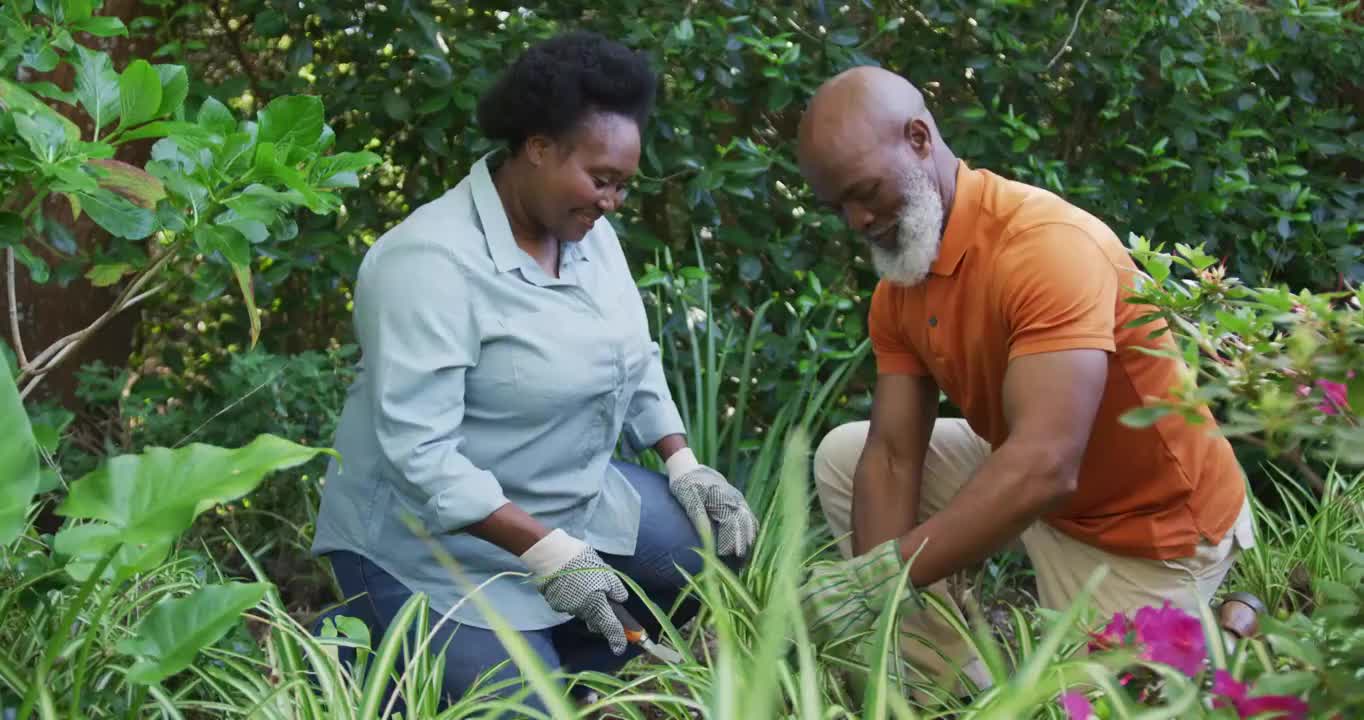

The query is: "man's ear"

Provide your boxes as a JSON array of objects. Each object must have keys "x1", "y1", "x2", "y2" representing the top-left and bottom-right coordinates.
[{"x1": 905, "y1": 118, "x2": 933, "y2": 159}]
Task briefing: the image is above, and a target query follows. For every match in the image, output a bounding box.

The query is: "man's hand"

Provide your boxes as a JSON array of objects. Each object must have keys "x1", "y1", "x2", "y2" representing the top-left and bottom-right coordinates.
[
  {"x1": 799, "y1": 537, "x2": 919, "y2": 646},
  {"x1": 520, "y1": 529, "x2": 630, "y2": 655},
  {"x1": 665, "y1": 449, "x2": 759, "y2": 557}
]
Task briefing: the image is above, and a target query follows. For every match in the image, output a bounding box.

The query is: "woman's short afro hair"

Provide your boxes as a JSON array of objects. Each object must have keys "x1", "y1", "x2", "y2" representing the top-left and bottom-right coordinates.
[{"x1": 476, "y1": 31, "x2": 657, "y2": 152}]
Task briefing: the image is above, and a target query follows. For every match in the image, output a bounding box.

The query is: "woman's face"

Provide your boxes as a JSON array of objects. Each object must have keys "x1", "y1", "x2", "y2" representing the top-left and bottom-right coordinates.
[{"x1": 527, "y1": 111, "x2": 641, "y2": 243}]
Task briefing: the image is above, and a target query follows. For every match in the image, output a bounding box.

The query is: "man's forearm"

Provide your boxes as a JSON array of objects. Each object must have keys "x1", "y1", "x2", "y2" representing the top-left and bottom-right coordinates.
[
  {"x1": 851, "y1": 439, "x2": 922, "y2": 556},
  {"x1": 896, "y1": 446, "x2": 1073, "y2": 586}
]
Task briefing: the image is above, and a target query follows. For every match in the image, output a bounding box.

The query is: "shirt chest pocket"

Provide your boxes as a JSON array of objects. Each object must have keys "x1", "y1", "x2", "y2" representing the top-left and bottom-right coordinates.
[{"x1": 469, "y1": 304, "x2": 623, "y2": 414}]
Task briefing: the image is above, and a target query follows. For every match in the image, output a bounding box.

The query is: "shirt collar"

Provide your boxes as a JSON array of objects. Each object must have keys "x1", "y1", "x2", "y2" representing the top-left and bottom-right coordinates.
[
  {"x1": 469, "y1": 151, "x2": 593, "y2": 274},
  {"x1": 930, "y1": 160, "x2": 983, "y2": 277}
]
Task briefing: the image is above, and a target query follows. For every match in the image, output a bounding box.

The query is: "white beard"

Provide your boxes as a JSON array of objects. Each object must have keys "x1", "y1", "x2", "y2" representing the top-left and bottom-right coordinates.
[{"x1": 867, "y1": 164, "x2": 944, "y2": 287}]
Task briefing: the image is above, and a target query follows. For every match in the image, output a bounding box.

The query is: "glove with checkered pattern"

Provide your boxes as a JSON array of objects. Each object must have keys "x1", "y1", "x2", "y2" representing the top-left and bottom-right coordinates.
[
  {"x1": 520, "y1": 529, "x2": 629, "y2": 655},
  {"x1": 665, "y1": 449, "x2": 759, "y2": 557}
]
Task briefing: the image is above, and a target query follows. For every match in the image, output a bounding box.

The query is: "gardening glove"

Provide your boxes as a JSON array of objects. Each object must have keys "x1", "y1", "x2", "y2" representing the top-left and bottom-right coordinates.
[
  {"x1": 798, "y1": 537, "x2": 920, "y2": 649},
  {"x1": 520, "y1": 529, "x2": 630, "y2": 655},
  {"x1": 665, "y1": 448, "x2": 759, "y2": 557}
]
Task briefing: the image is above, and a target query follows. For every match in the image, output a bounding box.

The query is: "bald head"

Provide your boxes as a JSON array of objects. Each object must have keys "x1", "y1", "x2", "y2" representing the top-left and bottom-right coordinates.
[
  {"x1": 801, "y1": 66, "x2": 926, "y2": 147},
  {"x1": 798, "y1": 67, "x2": 939, "y2": 196}
]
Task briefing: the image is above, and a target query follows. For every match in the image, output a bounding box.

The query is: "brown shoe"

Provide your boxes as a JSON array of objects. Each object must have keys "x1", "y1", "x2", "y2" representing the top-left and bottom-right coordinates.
[{"x1": 1219, "y1": 591, "x2": 1266, "y2": 639}]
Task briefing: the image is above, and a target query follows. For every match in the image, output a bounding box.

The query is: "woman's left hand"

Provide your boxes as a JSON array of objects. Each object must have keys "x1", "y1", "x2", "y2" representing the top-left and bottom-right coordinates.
[{"x1": 665, "y1": 449, "x2": 759, "y2": 558}]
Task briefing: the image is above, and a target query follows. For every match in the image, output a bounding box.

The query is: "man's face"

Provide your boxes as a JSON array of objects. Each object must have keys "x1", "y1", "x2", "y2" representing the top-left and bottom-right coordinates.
[
  {"x1": 865, "y1": 159, "x2": 945, "y2": 287},
  {"x1": 804, "y1": 141, "x2": 945, "y2": 288}
]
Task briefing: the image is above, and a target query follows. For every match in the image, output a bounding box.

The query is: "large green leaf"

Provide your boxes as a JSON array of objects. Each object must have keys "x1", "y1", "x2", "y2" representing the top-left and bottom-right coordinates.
[
  {"x1": 118, "y1": 59, "x2": 162, "y2": 129},
  {"x1": 153, "y1": 64, "x2": 188, "y2": 119},
  {"x1": 73, "y1": 46, "x2": 120, "y2": 132},
  {"x1": 195, "y1": 226, "x2": 261, "y2": 346},
  {"x1": 13, "y1": 112, "x2": 68, "y2": 161},
  {"x1": 0, "y1": 79, "x2": 81, "y2": 142},
  {"x1": 222, "y1": 184, "x2": 304, "y2": 223},
  {"x1": 77, "y1": 188, "x2": 156, "y2": 239},
  {"x1": 71, "y1": 15, "x2": 128, "y2": 37},
  {"x1": 117, "y1": 582, "x2": 269, "y2": 684},
  {"x1": 256, "y1": 95, "x2": 324, "y2": 150},
  {"x1": 54, "y1": 435, "x2": 332, "y2": 578},
  {"x1": 196, "y1": 96, "x2": 236, "y2": 136},
  {"x1": 59, "y1": 0, "x2": 92, "y2": 22},
  {"x1": 88, "y1": 159, "x2": 167, "y2": 208},
  {"x1": 252, "y1": 143, "x2": 336, "y2": 214},
  {"x1": 309, "y1": 150, "x2": 381, "y2": 186},
  {"x1": 0, "y1": 353, "x2": 39, "y2": 544}
]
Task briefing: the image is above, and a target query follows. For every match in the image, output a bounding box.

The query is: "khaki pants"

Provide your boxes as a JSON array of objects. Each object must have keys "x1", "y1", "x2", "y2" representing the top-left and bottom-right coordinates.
[{"x1": 813, "y1": 419, "x2": 1255, "y2": 692}]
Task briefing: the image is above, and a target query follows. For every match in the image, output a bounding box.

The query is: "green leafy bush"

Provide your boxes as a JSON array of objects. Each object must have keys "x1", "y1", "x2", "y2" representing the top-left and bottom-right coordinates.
[{"x1": 1, "y1": 0, "x2": 378, "y2": 401}]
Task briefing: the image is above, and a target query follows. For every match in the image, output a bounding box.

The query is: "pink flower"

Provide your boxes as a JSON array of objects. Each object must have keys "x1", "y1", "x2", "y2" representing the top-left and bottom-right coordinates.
[
  {"x1": 1059, "y1": 691, "x2": 1096, "y2": 720},
  {"x1": 1296, "y1": 384, "x2": 1312, "y2": 398},
  {"x1": 1211, "y1": 670, "x2": 1309, "y2": 719},
  {"x1": 1132, "y1": 602, "x2": 1206, "y2": 677},
  {"x1": 1314, "y1": 379, "x2": 1350, "y2": 415},
  {"x1": 1088, "y1": 612, "x2": 1131, "y2": 652}
]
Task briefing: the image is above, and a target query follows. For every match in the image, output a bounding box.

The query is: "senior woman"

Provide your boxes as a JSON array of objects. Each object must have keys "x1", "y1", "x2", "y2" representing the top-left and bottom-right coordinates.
[{"x1": 310, "y1": 31, "x2": 756, "y2": 707}]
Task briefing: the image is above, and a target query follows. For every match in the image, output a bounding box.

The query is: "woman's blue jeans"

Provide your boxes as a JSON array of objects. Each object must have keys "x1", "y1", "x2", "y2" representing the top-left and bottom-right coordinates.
[{"x1": 315, "y1": 460, "x2": 743, "y2": 711}]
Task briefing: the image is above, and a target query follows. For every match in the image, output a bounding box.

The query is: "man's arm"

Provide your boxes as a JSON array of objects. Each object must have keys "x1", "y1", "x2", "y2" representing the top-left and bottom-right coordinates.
[
  {"x1": 894, "y1": 348, "x2": 1108, "y2": 585},
  {"x1": 851, "y1": 374, "x2": 939, "y2": 555}
]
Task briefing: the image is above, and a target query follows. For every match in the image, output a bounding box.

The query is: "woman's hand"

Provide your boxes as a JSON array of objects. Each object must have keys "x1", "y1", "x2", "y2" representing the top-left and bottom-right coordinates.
[
  {"x1": 664, "y1": 449, "x2": 759, "y2": 558},
  {"x1": 520, "y1": 529, "x2": 631, "y2": 655}
]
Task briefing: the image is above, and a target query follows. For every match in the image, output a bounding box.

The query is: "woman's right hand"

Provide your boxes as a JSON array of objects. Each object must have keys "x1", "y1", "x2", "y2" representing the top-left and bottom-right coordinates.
[{"x1": 519, "y1": 529, "x2": 630, "y2": 655}]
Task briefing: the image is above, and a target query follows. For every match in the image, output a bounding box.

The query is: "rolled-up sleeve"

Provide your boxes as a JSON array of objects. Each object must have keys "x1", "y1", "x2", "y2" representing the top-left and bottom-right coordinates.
[
  {"x1": 353, "y1": 237, "x2": 508, "y2": 533},
  {"x1": 622, "y1": 334, "x2": 686, "y2": 455}
]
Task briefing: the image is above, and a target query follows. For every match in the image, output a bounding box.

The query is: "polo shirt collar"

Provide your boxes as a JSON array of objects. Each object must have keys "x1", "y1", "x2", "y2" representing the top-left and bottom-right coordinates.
[
  {"x1": 930, "y1": 159, "x2": 982, "y2": 277},
  {"x1": 469, "y1": 151, "x2": 593, "y2": 275}
]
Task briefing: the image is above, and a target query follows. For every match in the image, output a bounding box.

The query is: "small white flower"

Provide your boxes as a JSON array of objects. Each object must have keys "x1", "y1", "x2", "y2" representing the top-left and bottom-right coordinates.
[
  {"x1": 494, "y1": 10, "x2": 510, "y2": 21},
  {"x1": 818, "y1": 25, "x2": 827, "y2": 34},
  {"x1": 968, "y1": 17, "x2": 978, "y2": 26},
  {"x1": 792, "y1": 206, "x2": 806, "y2": 219},
  {"x1": 699, "y1": 227, "x2": 714, "y2": 240},
  {"x1": 687, "y1": 307, "x2": 707, "y2": 327},
  {"x1": 839, "y1": 4, "x2": 849, "y2": 12},
  {"x1": 730, "y1": 67, "x2": 739, "y2": 75},
  {"x1": 965, "y1": 67, "x2": 975, "y2": 80}
]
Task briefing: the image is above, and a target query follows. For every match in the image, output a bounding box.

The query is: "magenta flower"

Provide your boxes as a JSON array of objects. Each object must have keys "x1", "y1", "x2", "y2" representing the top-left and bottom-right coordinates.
[
  {"x1": 1088, "y1": 612, "x2": 1131, "y2": 652},
  {"x1": 1132, "y1": 602, "x2": 1206, "y2": 677},
  {"x1": 1211, "y1": 670, "x2": 1309, "y2": 719},
  {"x1": 1314, "y1": 379, "x2": 1350, "y2": 415},
  {"x1": 1058, "y1": 691, "x2": 1096, "y2": 720}
]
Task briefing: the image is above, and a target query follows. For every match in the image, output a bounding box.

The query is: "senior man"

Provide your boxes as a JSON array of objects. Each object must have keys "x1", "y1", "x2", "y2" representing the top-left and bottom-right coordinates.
[{"x1": 794, "y1": 66, "x2": 1256, "y2": 691}]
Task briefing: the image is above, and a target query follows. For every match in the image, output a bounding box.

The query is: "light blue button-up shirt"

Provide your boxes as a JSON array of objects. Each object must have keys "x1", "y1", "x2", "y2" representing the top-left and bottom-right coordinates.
[{"x1": 311, "y1": 153, "x2": 686, "y2": 629}]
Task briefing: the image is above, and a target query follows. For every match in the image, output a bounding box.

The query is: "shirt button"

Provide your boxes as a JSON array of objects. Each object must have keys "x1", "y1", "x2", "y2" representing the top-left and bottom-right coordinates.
[{"x1": 928, "y1": 315, "x2": 938, "y2": 328}]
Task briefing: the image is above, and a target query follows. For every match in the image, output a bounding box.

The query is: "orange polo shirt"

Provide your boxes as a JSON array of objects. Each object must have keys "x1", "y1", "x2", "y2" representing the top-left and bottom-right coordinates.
[{"x1": 868, "y1": 160, "x2": 1245, "y2": 560}]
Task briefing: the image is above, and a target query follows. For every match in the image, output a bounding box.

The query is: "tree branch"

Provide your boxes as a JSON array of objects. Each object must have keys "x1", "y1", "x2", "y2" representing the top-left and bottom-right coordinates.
[
  {"x1": 17, "y1": 240, "x2": 182, "y2": 399},
  {"x1": 6, "y1": 249, "x2": 27, "y2": 368},
  {"x1": 1046, "y1": 0, "x2": 1089, "y2": 71}
]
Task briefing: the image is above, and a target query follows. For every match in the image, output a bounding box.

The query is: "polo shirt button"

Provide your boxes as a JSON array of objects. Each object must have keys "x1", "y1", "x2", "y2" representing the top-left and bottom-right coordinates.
[{"x1": 928, "y1": 315, "x2": 938, "y2": 327}]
